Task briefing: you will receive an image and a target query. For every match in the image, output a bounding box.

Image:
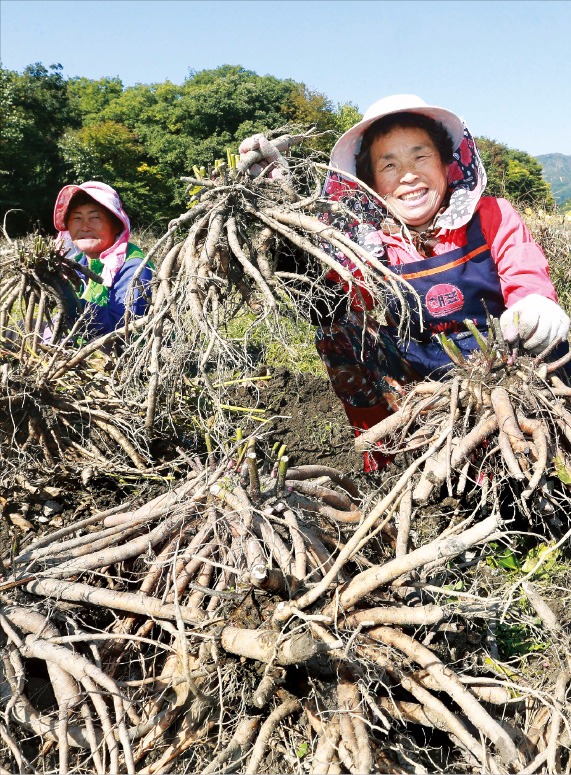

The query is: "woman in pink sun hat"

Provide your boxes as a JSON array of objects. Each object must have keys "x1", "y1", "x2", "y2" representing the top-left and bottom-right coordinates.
[
  {"x1": 53, "y1": 180, "x2": 153, "y2": 340},
  {"x1": 242, "y1": 95, "x2": 570, "y2": 471}
]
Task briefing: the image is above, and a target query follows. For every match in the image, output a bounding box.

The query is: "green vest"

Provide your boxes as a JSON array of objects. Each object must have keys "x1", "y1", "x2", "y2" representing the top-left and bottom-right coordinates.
[{"x1": 81, "y1": 243, "x2": 146, "y2": 306}]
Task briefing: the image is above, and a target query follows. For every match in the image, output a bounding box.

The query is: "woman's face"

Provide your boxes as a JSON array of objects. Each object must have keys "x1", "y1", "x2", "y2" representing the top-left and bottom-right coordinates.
[
  {"x1": 67, "y1": 203, "x2": 120, "y2": 259},
  {"x1": 369, "y1": 126, "x2": 449, "y2": 231}
]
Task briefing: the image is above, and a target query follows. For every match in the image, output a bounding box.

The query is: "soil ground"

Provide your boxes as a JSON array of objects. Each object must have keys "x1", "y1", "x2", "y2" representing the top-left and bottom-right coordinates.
[{"x1": 227, "y1": 367, "x2": 363, "y2": 474}]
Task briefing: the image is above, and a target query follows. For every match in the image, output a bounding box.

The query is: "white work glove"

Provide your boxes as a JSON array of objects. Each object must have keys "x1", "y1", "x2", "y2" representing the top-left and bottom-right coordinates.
[
  {"x1": 499, "y1": 294, "x2": 570, "y2": 354},
  {"x1": 238, "y1": 133, "x2": 290, "y2": 179}
]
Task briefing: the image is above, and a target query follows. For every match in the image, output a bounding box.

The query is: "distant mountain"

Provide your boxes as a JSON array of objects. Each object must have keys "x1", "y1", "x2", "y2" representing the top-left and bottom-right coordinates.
[{"x1": 536, "y1": 153, "x2": 571, "y2": 205}]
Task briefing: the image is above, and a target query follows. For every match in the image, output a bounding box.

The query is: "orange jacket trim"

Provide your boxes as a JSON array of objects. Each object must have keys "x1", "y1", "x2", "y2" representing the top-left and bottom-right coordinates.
[{"x1": 399, "y1": 243, "x2": 489, "y2": 281}]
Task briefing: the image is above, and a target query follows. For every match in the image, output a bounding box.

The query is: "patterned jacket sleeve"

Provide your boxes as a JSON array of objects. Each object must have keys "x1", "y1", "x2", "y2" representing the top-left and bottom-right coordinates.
[{"x1": 314, "y1": 173, "x2": 389, "y2": 322}]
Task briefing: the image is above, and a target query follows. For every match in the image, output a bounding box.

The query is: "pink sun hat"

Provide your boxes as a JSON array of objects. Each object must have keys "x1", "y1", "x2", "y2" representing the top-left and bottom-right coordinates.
[
  {"x1": 53, "y1": 181, "x2": 132, "y2": 287},
  {"x1": 53, "y1": 180, "x2": 130, "y2": 233},
  {"x1": 330, "y1": 94, "x2": 466, "y2": 177}
]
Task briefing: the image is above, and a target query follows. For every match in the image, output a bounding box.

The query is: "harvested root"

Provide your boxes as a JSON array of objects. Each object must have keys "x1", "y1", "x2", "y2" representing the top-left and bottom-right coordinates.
[
  {"x1": 2, "y1": 143, "x2": 571, "y2": 774},
  {"x1": 103, "y1": 131, "x2": 420, "y2": 438},
  {"x1": 355, "y1": 321, "x2": 571, "y2": 520},
  {"x1": 1, "y1": 432, "x2": 568, "y2": 775}
]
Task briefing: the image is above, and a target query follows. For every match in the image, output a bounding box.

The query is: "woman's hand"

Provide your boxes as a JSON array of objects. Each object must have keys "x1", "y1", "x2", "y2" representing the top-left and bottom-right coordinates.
[
  {"x1": 238, "y1": 133, "x2": 291, "y2": 179},
  {"x1": 499, "y1": 294, "x2": 570, "y2": 354}
]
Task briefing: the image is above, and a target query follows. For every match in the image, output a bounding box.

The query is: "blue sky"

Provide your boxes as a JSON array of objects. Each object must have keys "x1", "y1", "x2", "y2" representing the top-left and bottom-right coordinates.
[{"x1": 2, "y1": 0, "x2": 570, "y2": 156}]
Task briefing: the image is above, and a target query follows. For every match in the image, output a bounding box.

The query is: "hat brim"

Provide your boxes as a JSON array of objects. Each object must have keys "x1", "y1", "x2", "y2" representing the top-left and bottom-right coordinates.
[
  {"x1": 53, "y1": 182, "x2": 130, "y2": 233},
  {"x1": 330, "y1": 103, "x2": 465, "y2": 177},
  {"x1": 53, "y1": 185, "x2": 83, "y2": 232}
]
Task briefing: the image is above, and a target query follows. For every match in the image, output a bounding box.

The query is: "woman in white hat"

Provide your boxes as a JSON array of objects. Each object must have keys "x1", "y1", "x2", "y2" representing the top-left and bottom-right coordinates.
[
  {"x1": 247, "y1": 96, "x2": 570, "y2": 470},
  {"x1": 53, "y1": 181, "x2": 153, "y2": 339}
]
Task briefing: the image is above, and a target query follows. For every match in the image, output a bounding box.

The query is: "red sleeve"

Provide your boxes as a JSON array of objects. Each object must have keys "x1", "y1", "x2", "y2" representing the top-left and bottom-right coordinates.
[{"x1": 477, "y1": 197, "x2": 557, "y2": 307}]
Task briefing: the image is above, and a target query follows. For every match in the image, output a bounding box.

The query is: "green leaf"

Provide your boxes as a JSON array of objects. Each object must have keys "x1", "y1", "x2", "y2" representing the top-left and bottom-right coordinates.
[
  {"x1": 483, "y1": 657, "x2": 521, "y2": 685},
  {"x1": 553, "y1": 454, "x2": 571, "y2": 484},
  {"x1": 521, "y1": 543, "x2": 560, "y2": 576},
  {"x1": 486, "y1": 542, "x2": 520, "y2": 571}
]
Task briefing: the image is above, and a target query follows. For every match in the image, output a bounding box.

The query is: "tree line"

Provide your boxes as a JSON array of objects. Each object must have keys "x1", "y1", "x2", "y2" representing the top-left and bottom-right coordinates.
[{"x1": 0, "y1": 62, "x2": 555, "y2": 237}]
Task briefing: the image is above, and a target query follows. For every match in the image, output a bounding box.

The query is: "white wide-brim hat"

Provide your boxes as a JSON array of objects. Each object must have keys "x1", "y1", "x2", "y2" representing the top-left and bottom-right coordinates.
[{"x1": 330, "y1": 94, "x2": 465, "y2": 176}]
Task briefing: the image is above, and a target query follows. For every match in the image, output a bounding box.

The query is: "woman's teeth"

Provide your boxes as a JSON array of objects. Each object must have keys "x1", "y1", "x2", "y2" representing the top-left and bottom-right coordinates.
[{"x1": 400, "y1": 189, "x2": 427, "y2": 202}]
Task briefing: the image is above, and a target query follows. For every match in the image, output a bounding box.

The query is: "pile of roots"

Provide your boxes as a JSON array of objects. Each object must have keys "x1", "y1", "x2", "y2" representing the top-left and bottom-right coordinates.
[
  {"x1": 111, "y1": 130, "x2": 417, "y2": 434},
  {"x1": 1, "y1": 133, "x2": 571, "y2": 774},
  {"x1": 356, "y1": 320, "x2": 571, "y2": 524},
  {"x1": 1, "y1": 422, "x2": 570, "y2": 774},
  {"x1": 0, "y1": 131, "x2": 414, "y2": 480},
  {"x1": 0, "y1": 232, "x2": 160, "y2": 483}
]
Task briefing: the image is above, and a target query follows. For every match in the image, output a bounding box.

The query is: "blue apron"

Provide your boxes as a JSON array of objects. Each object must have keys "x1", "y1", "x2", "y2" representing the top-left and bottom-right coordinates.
[{"x1": 387, "y1": 213, "x2": 505, "y2": 378}]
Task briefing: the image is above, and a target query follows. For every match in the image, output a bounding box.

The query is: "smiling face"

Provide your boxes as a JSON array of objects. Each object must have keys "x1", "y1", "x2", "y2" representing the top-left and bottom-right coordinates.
[
  {"x1": 370, "y1": 126, "x2": 450, "y2": 231},
  {"x1": 66, "y1": 202, "x2": 121, "y2": 259}
]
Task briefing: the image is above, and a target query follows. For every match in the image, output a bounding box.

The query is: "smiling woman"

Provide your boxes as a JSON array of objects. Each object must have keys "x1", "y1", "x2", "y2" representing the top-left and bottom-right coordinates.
[
  {"x1": 308, "y1": 94, "x2": 571, "y2": 469},
  {"x1": 53, "y1": 181, "x2": 153, "y2": 340},
  {"x1": 66, "y1": 200, "x2": 123, "y2": 259},
  {"x1": 368, "y1": 126, "x2": 450, "y2": 229},
  {"x1": 240, "y1": 94, "x2": 571, "y2": 472}
]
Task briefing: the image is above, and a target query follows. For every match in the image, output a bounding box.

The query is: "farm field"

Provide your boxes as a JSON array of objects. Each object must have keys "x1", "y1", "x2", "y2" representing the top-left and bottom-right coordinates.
[{"x1": 1, "y1": 164, "x2": 571, "y2": 774}]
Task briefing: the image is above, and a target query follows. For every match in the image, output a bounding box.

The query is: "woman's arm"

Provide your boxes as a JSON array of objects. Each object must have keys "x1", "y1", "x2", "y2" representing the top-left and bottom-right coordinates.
[
  {"x1": 478, "y1": 196, "x2": 558, "y2": 307},
  {"x1": 479, "y1": 197, "x2": 570, "y2": 353}
]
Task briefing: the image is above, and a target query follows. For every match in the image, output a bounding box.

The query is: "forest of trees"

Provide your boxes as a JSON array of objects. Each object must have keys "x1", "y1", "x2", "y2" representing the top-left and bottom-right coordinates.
[{"x1": 0, "y1": 62, "x2": 556, "y2": 237}]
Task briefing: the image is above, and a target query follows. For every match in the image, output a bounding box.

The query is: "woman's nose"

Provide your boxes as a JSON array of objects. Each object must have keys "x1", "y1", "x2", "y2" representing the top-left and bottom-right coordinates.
[{"x1": 400, "y1": 170, "x2": 418, "y2": 184}]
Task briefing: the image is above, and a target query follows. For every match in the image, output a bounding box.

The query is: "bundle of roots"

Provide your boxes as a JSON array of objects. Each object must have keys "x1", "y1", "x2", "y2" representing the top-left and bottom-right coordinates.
[
  {"x1": 0, "y1": 232, "x2": 93, "y2": 349},
  {"x1": 355, "y1": 320, "x2": 571, "y2": 525},
  {"x1": 108, "y1": 130, "x2": 417, "y2": 433},
  {"x1": 0, "y1": 234, "x2": 179, "y2": 480},
  {"x1": 0, "y1": 133, "x2": 416, "y2": 477},
  {"x1": 1, "y1": 439, "x2": 569, "y2": 774}
]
